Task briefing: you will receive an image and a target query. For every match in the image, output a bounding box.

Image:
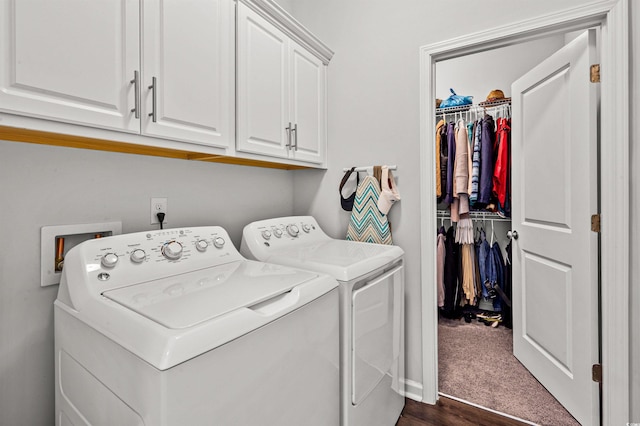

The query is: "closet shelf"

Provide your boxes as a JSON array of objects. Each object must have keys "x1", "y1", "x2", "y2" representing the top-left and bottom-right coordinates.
[{"x1": 436, "y1": 210, "x2": 511, "y2": 222}]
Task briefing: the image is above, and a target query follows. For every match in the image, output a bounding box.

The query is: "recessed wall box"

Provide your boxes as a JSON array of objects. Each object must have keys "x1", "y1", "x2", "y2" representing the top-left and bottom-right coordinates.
[{"x1": 41, "y1": 221, "x2": 122, "y2": 287}]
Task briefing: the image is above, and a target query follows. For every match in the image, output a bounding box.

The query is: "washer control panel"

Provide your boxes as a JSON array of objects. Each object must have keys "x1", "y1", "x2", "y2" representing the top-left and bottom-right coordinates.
[{"x1": 62, "y1": 226, "x2": 241, "y2": 293}]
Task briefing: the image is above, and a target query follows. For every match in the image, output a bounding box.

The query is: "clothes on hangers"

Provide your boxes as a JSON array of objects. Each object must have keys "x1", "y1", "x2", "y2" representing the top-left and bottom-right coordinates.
[
  {"x1": 436, "y1": 105, "x2": 511, "y2": 222},
  {"x1": 454, "y1": 119, "x2": 470, "y2": 216},
  {"x1": 493, "y1": 117, "x2": 511, "y2": 215},
  {"x1": 478, "y1": 114, "x2": 495, "y2": 206},
  {"x1": 441, "y1": 226, "x2": 461, "y2": 318},
  {"x1": 437, "y1": 228, "x2": 446, "y2": 308},
  {"x1": 435, "y1": 119, "x2": 445, "y2": 199},
  {"x1": 470, "y1": 118, "x2": 482, "y2": 206}
]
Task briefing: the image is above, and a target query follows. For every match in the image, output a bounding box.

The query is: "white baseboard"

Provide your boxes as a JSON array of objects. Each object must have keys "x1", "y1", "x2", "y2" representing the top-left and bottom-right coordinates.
[{"x1": 401, "y1": 378, "x2": 423, "y2": 402}]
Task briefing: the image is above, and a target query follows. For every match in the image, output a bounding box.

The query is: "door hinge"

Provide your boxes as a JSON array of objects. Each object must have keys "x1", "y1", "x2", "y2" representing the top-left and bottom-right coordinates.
[
  {"x1": 592, "y1": 363, "x2": 602, "y2": 383},
  {"x1": 591, "y1": 214, "x2": 601, "y2": 233},
  {"x1": 590, "y1": 64, "x2": 600, "y2": 83}
]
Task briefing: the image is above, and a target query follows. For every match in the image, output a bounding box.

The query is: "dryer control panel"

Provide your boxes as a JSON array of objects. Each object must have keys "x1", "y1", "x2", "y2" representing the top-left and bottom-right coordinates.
[{"x1": 241, "y1": 216, "x2": 332, "y2": 257}]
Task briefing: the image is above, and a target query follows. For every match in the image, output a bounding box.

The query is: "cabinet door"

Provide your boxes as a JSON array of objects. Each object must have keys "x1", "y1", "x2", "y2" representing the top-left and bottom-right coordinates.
[
  {"x1": 236, "y1": 3, "x2": 290, "y2": 158},
  {"x1": 290, "y1": 41, "x2": 326, "y2": 164},
  {"x1": 142, "y1": 0, "x2": 234, "y2": 148},
  {"x1": 0, "y1": 0, "x2": 139, "y2": 132}
]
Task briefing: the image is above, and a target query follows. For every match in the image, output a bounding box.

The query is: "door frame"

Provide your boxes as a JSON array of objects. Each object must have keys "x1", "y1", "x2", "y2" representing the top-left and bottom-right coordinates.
[{"x1": 418, "y1": 1, "x2": 630, "y2": 425}]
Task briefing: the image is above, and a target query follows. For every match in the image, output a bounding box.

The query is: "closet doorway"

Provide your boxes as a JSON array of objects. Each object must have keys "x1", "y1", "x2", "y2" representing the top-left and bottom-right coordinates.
[
  {"x1": 418, "y1": 2, "x2": 630, "y2": 426},
  {"x1": 432, "y1": 29, "x2": 594, "y2": 425}
]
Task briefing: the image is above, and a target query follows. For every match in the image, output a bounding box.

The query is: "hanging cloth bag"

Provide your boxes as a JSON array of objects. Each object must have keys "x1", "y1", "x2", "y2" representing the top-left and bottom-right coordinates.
[
  {"x1": 339, "y1": 167, "x2": 360, "y2": 211},
  {"x1": 346, "y1": 167, "x2": 393, "y2": 244},
  {"x1": 378, "y1": 165, "x2": 401, "y2": 215}
]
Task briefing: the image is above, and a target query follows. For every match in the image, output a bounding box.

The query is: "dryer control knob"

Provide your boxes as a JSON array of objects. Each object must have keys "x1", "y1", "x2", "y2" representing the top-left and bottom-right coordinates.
[
  {"x1": 274, "y1": 228, "x2": 283, "y2": 238},
  {"x1": 130, "y1": 249, "x2": 146, "y2": 264},
  {"x1": 163, "y1": 241, "x2": 183, "y2": 260},
  {"x1": 261, "y1": 230, "x2": 272, "y2": 240},
  {"x1": 286, "y1": 224, "x2": 300, "y2": 237},
  {"x1": 213, "y1": 237, "x2": 225, "y2": 248},
  {"x1": 302, "y1": 223, "x2": 311, "y2": 233},
  {"x1": 101, "y1": 253, "x2": 119, "y2": 268}
]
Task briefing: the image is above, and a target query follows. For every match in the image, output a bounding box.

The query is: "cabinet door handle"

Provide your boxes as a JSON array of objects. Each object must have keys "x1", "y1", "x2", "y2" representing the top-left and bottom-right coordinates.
[
  {"x1": 130, "y1": 70, "x2": 140, "y2": 119},
  {"x1": 285, "y1": 122, "x2": 292, "y2": 149},
  {"x1": 148, "y1": 77, "x2": 157, "y2": 122},
  {"x1": 292, "y1": 123, "x2": 298, "y2": 151}
]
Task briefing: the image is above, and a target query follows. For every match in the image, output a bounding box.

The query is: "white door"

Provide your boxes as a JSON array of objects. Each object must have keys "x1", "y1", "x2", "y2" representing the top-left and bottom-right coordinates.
[
  {"x1": 290, "y1": 41, "x2": 326, "y2": 164},
  {"x1": 141, "y1": 0, "x2": 234, "y2": 148},
  {"x1": 236, "y1": 3, "x2": 290, "y2": 159},
  {"x1": 0, "y1": 0, "x2": 139, "y2": 132},
  {"x1": 511, "y1": 30, "x2": 598, "y2": 425}
]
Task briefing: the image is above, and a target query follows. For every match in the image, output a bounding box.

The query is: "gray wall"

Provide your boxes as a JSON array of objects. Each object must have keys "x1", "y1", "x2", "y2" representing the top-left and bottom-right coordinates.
[
  {"x1": 0, "y1": 140, "x2": 294, "y2": 425},
  {"x1": 289, "y1": 0, "x2": 639, "y2": 417}
]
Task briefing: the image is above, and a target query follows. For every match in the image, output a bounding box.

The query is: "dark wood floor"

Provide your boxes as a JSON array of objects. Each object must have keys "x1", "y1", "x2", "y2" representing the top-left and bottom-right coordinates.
[{"x1": 397, "y1": 397, "x2": 531, "y2": 426}]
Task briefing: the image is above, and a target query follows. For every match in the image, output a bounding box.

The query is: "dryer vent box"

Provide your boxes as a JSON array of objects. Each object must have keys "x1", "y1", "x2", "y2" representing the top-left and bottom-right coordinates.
[{"x1": 41, "y1": 221, "x2": 122, "y2": 287}]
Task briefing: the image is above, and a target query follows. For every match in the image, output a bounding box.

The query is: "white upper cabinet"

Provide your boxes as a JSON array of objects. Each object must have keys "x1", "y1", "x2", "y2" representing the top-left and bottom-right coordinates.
[
  {"x1": 290, "y1": 40, "x2": 325, "y2": 164},
  {"x1": 0, "y1": 0, "x2": 234, "y2": 149},
  {"x1": 236, "y1": 5, "x2": 290, "y2": 158},
  {"x1": 0, "y1": 0, "x2": 140, "y2": 132},
  {"x1": 141, "y1": 0, "x2": 234, "y2": 148},
  {"x1": 236, "y1": 1, "x2": 331, "y2": 165}
]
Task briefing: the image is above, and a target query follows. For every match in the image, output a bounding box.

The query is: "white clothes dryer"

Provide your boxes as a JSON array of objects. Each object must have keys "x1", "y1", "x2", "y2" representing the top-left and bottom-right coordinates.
[
  {"x1": 54, "y1": 226, "x2": 339, "y2": 426},
  {"x1": 241, "y1": 216, "x2": 405, "y2": 426}
]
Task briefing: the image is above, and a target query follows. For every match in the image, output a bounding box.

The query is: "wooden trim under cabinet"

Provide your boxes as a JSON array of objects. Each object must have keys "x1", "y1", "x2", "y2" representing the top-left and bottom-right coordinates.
[{"x1": 0, "y1": 126, "x2": 309, "y2": 170}]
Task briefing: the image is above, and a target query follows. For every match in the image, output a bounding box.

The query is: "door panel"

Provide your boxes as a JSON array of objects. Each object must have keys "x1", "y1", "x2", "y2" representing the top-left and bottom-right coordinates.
[
  {"x1": 352, "y1": 265, "x2": 404, "y2": 405},
  {"x1": 237, "y1": 3, "x2": 289, "y2": 158},
  {"x1": 290, "y1": 41, "x2": 325, "y2": 164},
  {"x1": 0, "y1": 0, "x2": 139, "y2": 132},
  {"x1": 142, "y1": 0, "x2": 234, "y2": 148},
  {"x1": 511, "y1": 30, "x2": 598, "y2": 425}
]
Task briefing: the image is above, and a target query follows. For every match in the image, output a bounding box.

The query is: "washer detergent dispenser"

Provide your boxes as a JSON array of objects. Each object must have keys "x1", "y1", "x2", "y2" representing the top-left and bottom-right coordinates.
[
  {"x1": 54, "y1": 226, "x2": 339, "y2": 426},
  {"x1": 241, "y1": 216, "x2": 405, "y2": 426}
]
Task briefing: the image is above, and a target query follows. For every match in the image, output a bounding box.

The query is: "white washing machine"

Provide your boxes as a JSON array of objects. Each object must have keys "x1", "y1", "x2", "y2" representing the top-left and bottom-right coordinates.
[
  {"x1": 241, "y1": 216, "x2": 405, "y2": 426},
  {"x1": 54, "y1": 226, "x2": 339, "y2": 426}
]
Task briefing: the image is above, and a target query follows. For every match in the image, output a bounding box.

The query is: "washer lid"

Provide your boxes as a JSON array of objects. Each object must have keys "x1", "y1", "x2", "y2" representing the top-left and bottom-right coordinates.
[
  {"x1": 268, "y1": 240, "x2": 403, "y2": 282},
  {"x1": 102, "y1": 260, "x2": 318, "y2": 329}
]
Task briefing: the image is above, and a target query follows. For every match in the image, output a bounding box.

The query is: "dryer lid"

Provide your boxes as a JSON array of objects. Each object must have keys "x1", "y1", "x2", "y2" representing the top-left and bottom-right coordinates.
[
  {"x1": 268, "y1": 240, "x2": 403, "y2": 282},
  {"x1": 102, "y1": 260, "x2": 318, "y2": 329}
]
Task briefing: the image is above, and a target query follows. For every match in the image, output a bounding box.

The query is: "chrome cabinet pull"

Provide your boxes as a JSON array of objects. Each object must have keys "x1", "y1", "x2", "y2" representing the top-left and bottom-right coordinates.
[
  {"x1": 285, "y1": 122, "x2": 292, "y2": 149},
  {"x1": 148, "y1": 77, "x2": 157, "y2": 122},
  {"x1": 292, "y1": 123, "x2": 298, "y2": 151},
  {"x1": 130, "y1": 70, "x2": 140, "y2": 119}
]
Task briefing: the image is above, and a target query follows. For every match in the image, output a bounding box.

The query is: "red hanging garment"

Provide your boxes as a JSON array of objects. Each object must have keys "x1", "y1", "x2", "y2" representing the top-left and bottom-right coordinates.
[{"x1": 492, "y1": 117, "x2": 510, "y2": 209}]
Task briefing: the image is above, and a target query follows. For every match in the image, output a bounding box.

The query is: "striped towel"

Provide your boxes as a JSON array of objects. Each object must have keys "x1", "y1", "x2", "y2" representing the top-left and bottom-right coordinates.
[{"x1": 346, "y1": 175, "x2": 393, "y2": 244}]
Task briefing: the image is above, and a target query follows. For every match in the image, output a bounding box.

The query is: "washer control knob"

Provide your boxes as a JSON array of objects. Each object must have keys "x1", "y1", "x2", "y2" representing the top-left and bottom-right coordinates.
[
  {"x1": 213, "y1": 237, "x2": 225, "y2": 248},
  {"x1": 101, "y1": 253, "x2": 119, "y2": 268},
  {"x1": 162, "y1": 241, "x2": 183, "y2": 260},
  {"x1": 261, "y1": 230, "x2": 272, "y2": 240},
  {"x1": 286, "y1": 224, "x2": 300, "y2": 237},
  {"x1": 130, "y1": 249, "x2": 146, "y2": 264},
  {"x1": 302, "y1": 223, "x2": 311, "y2": 233},
  {"x1": 195, "y1": 239, "x2": 208, "y2": 252},
  {"x1": 274, "y1": 228, "x2": 283, "y2": 238}
]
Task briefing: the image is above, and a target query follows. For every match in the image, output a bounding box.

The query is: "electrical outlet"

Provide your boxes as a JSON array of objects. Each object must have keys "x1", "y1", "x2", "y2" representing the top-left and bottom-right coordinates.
[{"x1": 151, "y1": 197, "x2": 167, "y2": 225}]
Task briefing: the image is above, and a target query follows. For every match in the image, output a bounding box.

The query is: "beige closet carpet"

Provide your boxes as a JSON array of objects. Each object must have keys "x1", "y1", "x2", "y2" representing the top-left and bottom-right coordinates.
[{"x1": 438, "y1": 317, "x2": 580, "y2": 426}]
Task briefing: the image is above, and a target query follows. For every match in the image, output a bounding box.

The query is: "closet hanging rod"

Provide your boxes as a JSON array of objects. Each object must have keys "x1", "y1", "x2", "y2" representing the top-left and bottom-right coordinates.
[
  {"x1": 436, "y1": 209, "x2": 511, "y2": 222},
  {"x1": 342, "y1": 165, "x2": 397, "y2": 172}
]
